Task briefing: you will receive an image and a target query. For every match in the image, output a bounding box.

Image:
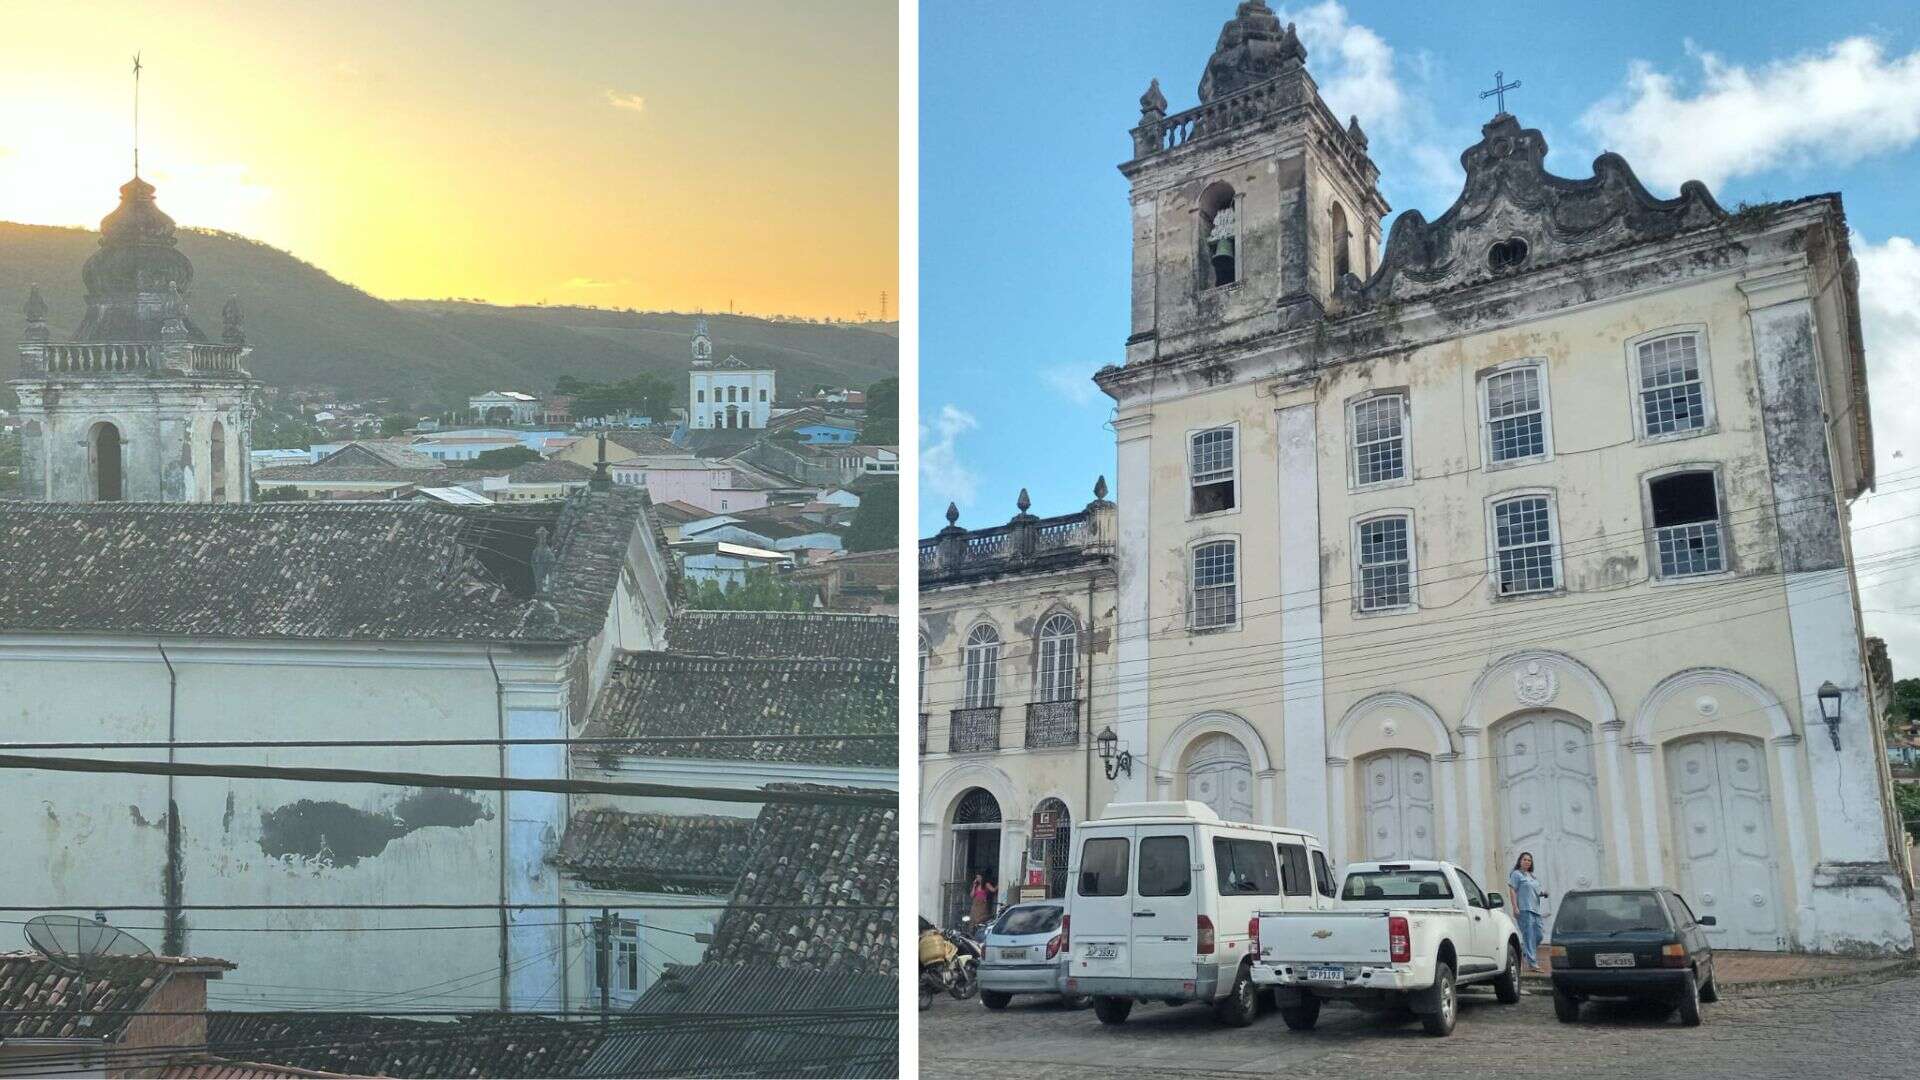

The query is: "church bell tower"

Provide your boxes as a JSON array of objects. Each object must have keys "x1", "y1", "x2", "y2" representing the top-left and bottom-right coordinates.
[
  {"x1": 1119, "y1": 1, "x2": 1389, "y2": 368},
  {"x1": 12, "y1": 175, "x2": 258, "y2": 503}
]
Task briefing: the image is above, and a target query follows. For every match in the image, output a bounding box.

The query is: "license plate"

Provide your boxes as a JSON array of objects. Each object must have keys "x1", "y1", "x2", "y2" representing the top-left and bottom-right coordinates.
[
  {"x1": 1084, "y1": 944, "x2": 1118, "y2": 960},
  {"x1": 1306, "y1": 964, "x2": 1347, "y2": 984},
  {"x1": 1595, "y1": 952, "x2": 1636, "y2": 968},
  {"x1": 999, "y1": 947, "x2": 1030, "y2": 961}
]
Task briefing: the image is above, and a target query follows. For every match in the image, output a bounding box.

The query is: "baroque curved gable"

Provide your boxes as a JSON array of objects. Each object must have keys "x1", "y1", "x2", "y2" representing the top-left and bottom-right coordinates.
[{"x1": 1335, "y1": 115, "x2": 1727, "y2": 311}]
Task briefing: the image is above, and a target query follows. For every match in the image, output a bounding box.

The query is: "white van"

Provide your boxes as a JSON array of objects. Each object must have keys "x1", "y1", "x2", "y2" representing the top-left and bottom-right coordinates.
[{"x1": 1062, "y1": 801, "x2": 1336, "y2": 1026}]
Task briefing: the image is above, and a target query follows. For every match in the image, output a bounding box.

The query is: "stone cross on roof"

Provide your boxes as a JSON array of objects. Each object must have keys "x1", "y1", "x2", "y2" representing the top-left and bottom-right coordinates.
[{"x1": 1480, "y1": 70, "x2": 1521, "y2": 117}]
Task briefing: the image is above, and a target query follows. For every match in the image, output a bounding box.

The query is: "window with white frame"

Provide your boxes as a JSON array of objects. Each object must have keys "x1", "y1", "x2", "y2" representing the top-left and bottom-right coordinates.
[
  {"x1": 1190, "y1": 427, "x2": 1237, "y2": 514},
  {"x1": 963, "y1": 624, "x2": 1000, "y2": 708},
  {"x1": 1036, "y1": 613, "x2": 1078, "y2": 702},
  {"x1": 1351, "y1": 394, "x2": 1407, "y2": 486},
  {"x1": 593, "y1": 915, "x2": 641, "y2": 1004},
  {"x1": 1637, "y1": 333, "x2": 1707, "y2": 437},
  {"x1": 1190, "y1": 540, "x2": 1239, "y2": 629},
  {"x1": 1648, "y1": 470, "x2": 1724, "y2": 578},
  {"x1": 1492, "y1": 495, "x2": 1558, "y2": 595},
  {"x1": 1482, "y1": 365, "x2": 1547, "y2": 464},
  {"x1": 1356, "y1": 515, "x2": 1413, "y2": 611}
]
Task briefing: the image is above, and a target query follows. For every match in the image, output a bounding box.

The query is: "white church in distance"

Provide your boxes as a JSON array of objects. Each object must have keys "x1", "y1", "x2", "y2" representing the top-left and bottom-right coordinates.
[{"x1": 686, "y1": 318, "x2": 774, "y2": 430}]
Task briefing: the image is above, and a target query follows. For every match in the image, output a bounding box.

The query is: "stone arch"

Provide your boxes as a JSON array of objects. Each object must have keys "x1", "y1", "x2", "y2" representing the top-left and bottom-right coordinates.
[
  {"x1": 1462, "y1": 647, "x2": 1619, "y2": 731},
  {"x1": 924, "y1": 761, "x2": 1023, "y2": 833},
  {"x1": 1156, "y1": 710, "x2": 1272, "y2": 824},
  {"x1": 1331, "y1": 691, "x2": 1454, "y2": 759},
  {"x1": 209, "y1": 418, "x2": 228, "y2": 504},
  {"x1": 923, "y1": 763, "x2": 1024, "y2": 927},
  {"x1": 1631, "y1": 667, "x2": 1794, "y2": 746},
  {"x1": 1330, "y1": 692, "x2": 1456, "y2": 866},
  {"x1": 87, "y1": 419, "x2": 124, "y2": 502}
]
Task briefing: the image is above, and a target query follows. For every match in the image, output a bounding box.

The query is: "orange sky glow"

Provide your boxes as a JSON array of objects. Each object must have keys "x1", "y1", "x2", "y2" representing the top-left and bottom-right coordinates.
[{"x1": 0, "y1": 1, "x2": 898, "y2": 320}]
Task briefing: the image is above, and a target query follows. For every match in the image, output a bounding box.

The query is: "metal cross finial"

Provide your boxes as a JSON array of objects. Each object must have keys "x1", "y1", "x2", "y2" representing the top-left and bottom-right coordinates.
[
  {"x1": 1480, "y1": 69, "x2": 1520, "y2": 117},
  {"x1": 132, "y1": 52, "x2": 143, "y2": 176}
]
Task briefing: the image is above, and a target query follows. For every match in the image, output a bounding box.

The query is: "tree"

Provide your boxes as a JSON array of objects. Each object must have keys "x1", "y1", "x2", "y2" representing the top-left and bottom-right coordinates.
[
  {"x1": 859, "y1": 377, "x2": 898, "y2": 444},
  {"x1": 685, "y1": 567, "x2": 814, "y2": 611},
  {"x1": 571, "y1": 374, "x2": 676, "y2": 421},
  {"x1": 256, "y1": 485, "x2": 309, "y2": 502},
  {"x1": 464, "y1": 446, "x2": 542, "y2": 470},
  {"x1": 1895, "y1": 782, "x2": 1920, "y2": 844},
  {"x1": 379, "y1": 414, "x2": 412, "y2": 437},
  {"x1": 844, "y1": 481, "x2": 897, "y2": 552},
  {"x1": 1891, "y1": 678, "x2": 1920, "y2": 727}
]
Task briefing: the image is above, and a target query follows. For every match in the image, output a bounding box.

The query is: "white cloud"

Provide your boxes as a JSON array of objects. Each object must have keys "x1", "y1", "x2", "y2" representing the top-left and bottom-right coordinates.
[
  {"x1": 1850, "y1": 235, "x2": 1920, "y2": 667},
  {"x1": 920, "y1": 404, "x2": 979, "y2": 511},
  {"x1": 604, "y1": 90, "x2": 647, "y2": 114},
  {"x1": 1283, "y1": 2, "x2": 1405, "y2": 132},
  {"x1": 1582, "y1": 37, "x2": 1920, "y2": 191},
  {"x1": 1041, "y1": 363, "x2": 1105, "y2": 407}
]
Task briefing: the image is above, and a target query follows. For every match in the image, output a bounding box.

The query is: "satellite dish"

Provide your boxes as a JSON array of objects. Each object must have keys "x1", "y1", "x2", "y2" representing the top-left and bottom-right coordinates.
[{"x1": 24, "y1": 914, "x2": 153, "y2": 974}]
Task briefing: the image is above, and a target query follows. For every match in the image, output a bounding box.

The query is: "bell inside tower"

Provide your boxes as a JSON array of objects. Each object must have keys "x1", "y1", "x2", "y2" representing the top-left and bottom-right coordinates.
[{"x1": 1201, "y1": 182, "x2": 1238, "y2": 288}]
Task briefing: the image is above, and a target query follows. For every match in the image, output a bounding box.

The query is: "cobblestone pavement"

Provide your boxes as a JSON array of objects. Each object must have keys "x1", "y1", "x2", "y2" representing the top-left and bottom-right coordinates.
[
  {"x1": 1525, "y1": 948, "x2": 1910, "y2": 986},
  {"x1": 919, "y1": 966, "x2": 1919, "y2": 1080}
]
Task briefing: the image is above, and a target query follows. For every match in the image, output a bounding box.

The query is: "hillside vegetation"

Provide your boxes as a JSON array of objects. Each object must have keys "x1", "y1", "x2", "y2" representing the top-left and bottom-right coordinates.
[{"x1": 0, "y1": 221, "x2": 897, "y2": 407}]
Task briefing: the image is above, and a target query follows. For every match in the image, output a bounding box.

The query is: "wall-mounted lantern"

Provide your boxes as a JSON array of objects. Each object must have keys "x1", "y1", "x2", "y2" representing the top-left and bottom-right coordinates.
[
  {"x1": 1096, "y1": 725, "x2": 1133, "y2": 781},
  {"x1": 1817, "y1": 681, "x2": 1844, "y2": 751}
]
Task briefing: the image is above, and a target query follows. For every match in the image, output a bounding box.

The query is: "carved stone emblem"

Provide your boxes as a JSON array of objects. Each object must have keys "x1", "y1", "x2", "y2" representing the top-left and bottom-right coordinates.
[{"x1": 1514, "y1": 660, "x2": 1559, "y2": 706}]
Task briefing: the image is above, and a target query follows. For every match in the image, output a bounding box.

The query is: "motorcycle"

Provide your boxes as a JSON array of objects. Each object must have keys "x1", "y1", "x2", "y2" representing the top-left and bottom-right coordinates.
[{"x1": 918, "y1": 916, "x2": 981, "y2": 1010}]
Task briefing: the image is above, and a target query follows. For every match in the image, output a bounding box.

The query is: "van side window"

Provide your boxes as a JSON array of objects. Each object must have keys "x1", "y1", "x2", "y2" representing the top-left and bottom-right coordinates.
[
  {"x1": 1138, "y1": 836, "x2": 1193, "y2": 897},
  {"x1": 1277, "y1": 843, "x2": 1311, "y2": 897},
  {"x1": 1078, "y1": 838, "x2": 1130, "y2": 897},
  {"x1": 1213, "y1": 838, "x2": 1280, "y2": 896},
  {"x1": 1310, "y1": 850, "x2": 1338, "y2": 899}
]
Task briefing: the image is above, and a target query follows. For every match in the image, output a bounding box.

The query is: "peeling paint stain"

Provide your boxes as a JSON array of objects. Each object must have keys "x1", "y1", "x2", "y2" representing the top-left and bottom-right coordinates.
[
  {"x1": 222, "y1": 791, "x2": 235, "y2": 835},
  {"x1": 258, "y1": 789, "x2": 493, "y2": 868},
  {"x1": 129, "y1": 804, "x2": 165, "y2": 829}
]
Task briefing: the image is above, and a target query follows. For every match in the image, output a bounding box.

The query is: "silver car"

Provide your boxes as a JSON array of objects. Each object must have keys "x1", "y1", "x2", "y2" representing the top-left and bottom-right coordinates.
[{"x1": 978, "y1": 902, "x2": 1089, "y2": 1010}]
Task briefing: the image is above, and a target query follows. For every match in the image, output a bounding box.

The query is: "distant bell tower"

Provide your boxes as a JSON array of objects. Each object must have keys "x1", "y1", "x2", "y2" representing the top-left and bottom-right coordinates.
[
  {"x1": 684, "y1": 317, "x2": 774, "y2": 431},
  {"x1": 11, "y1": 176, "x2": 258, "y2": 503},
  {"x1": 690, "y1": 317, "x2": 713, "y2": 366},
  {"x1": 1119, "y1": 0, "x2": 1389, "y2": 368}
]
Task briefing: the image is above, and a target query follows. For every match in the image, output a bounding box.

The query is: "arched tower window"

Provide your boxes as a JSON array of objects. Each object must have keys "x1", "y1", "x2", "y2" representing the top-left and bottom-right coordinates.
[
  {"x1": 18, "y1": 420, "x2": 43, "y2": 500},
  {"x1": 963, "y1": 624, "x2": 1001, "y2": 708},
  {"x1": 1199, "y1": 182, "x2": 1238, "y2": 289},
  {"x1": 209, "y1": 419, "x2": 227, "y2": 504},
  {"x1": 1036, "y1": 613, "x2": 1078, "y2": 703},
  {"x1": 88, "y1": 421, "x2": 124, "y2": 502},
  {"x1": 1329, "y1": 202, "x2": 1352, "y2": 287}
]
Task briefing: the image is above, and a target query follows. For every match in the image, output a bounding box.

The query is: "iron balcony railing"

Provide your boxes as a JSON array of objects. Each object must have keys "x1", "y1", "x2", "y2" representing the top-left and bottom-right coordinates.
[
  {"x1": 1025, "y1": 699, "x2": 1081, "y2": 749},
  {"x1": 948, "y1": 706, "x2": 1002, "y2": 754}
]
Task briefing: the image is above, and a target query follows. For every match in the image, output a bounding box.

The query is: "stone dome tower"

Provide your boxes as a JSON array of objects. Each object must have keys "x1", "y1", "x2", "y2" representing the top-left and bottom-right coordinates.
[{"x1": 12, "y1": 175, "x2": 258, "y2": 503}]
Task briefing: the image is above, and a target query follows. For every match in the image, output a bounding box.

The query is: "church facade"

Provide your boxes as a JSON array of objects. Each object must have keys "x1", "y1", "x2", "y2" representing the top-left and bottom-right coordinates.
[
  {"x1": 1090, "y1": 1, "x2": 1910, "y2": 953},
  {"x1": 686, "y1": 317, "x2": 775, "y2": 430},
  {"x1": 12, "y1": 175, "x2": 256, "y2": 504}
]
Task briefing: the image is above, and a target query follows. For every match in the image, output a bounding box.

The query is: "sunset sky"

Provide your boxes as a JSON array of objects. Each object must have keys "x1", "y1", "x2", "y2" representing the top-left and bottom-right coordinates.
[{"x1": 0, "y1": 1, "x2": 897, "y2": 319}]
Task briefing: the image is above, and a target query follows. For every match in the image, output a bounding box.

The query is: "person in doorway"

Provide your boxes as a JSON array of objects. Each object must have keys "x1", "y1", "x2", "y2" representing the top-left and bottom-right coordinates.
[
  {"x1": 1509, "y1": 852, "x2": 1550, "y2": 972},
  {"x1": 968, "y1": 874, "x2": 997, "y2": 927}
]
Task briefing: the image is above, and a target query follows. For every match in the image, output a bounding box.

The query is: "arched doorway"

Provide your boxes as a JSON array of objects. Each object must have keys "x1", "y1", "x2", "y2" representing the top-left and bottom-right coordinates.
[
  {"x1": 1494, "y1": 713, "x2": 1604, "y2": 915},
  {"x1": 209, "y1": 419, "x2": 227, "y2": 504},
  {"x1": 88, "y1": 421, "x2": 123, "y2": 502},
  {"x1": 946, "y1": 787, "x2": 1002, "y2": 927},
  {"x1": 1665, "y1": 734, "x2": 1782, "y2": 949},
  {"x1": 1359, "y1": 750, "x2": 1435, "y2": 861},
  {"x1": 1182, "y1": 732, "x2": 1253, "y2": 822},
  {"x1": 1028, "y1": 798, "x2": 1072, "y2": 899}
]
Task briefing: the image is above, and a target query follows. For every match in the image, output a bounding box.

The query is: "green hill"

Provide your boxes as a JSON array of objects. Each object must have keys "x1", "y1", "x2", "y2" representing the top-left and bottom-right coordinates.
[{"x1": 0, "y1": 221, "x2": 897, "y2": 408}]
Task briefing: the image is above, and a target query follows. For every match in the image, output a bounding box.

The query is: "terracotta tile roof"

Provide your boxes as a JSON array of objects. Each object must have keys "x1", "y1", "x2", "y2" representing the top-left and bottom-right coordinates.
[
  {"x1": 704, "y1": 785, "x2": 899, "y2": 975},
  {"x1": 255, "y1": 464, "x2": 446, "y2": 485},
  {"x1": 665, "y1": 610, "x2": 896, "y2": 660},
  {"x1": 554, "y1": 809, "x2": 754, "y2": 893},
  {"x1": 206, "y1": 1013, "x2": 602, "y2": 1079},
  {"x1": 0, "y1": 491, "x2": 648, "y2": 643},
  {"x1": 648, "y1": 500, "x2": 710, "y2": 525},
  {"x1": 316, "y1": 442, "x2": 444, "y2": 470},
  {"x1": 604, "y1": 430, "x2": 685, "y2": 456},
  {"x1": 162, "y1": 1058, "x2": 347, "y2": 1078},
  {"x1": 503, "y1": 460, "x2": 595, "y2": 484},
  {"x1": 0, "y1": 952, "x2": 235, "y2": 1040},
  {"x1": 580, "y1": 654, "x2": 895, "y2": 766},
  {"x1": 576, "y1": 964, "x2": 896, "y2": 1078}
]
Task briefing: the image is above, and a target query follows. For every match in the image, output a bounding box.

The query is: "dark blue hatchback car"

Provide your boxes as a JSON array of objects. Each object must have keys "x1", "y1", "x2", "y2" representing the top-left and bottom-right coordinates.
[{"x1": 1547, "y1": 887, "x2": 1718, "y2": 1026}]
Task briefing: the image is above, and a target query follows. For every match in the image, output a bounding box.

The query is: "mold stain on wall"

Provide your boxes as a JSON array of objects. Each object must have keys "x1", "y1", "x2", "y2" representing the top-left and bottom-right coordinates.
[{"x1": 258, "y1": 789, "x2": 494, "y2": 868}]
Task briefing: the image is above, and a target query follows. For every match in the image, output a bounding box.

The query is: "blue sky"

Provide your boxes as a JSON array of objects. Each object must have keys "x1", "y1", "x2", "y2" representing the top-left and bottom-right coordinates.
[{"x1": 920, "y1": 0, "x2": 1920, "y2": 666}]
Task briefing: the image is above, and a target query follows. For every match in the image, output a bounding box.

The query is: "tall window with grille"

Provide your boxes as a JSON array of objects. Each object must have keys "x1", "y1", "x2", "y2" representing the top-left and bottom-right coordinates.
[
  {"x1": 1190, "y1": 427, "x2": 1237, "y2": 514},
  {"x1": 1190, "y1": 540, "x2": 1239, "y2": 629},
  {"x1": 1351, "y1": 394, "x2": 1407, "y2": 486},
  {"x1": 1637, "y1": 333, "x2": 1707, "y2": 437},
  {"x1": 1492, "y1": 495, "x2": 1558, "y2": 595},
  {"x1": 1649, "y1": 470, "x2": 1725, "y2": 578},
  {"x1": 963, "y1": 624, "x2": 1000, "y2": 708},
  {"x1": 1036, "y1": 613, "x2": 1077, "y2": 702},
  {"x1": 1482, "y1": 365, "x2": 1548, "y2": 464},
  {"x1": 1356, "y1": 515, "x2": 1414, "y2": 611}
]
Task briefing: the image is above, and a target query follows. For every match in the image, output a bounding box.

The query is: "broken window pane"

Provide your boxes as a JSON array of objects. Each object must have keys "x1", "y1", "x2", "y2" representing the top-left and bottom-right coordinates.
[
  {"x1": 1190, "y1": 427, "x2": 1236, "y2": 514},
  {"x1": 1650, "y1": 471, "x2": 1723, "y2": 577}
]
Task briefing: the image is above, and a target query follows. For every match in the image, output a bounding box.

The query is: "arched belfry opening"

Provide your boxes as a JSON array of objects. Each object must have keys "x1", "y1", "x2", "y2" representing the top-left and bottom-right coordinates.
[
  {"x1": 89, "y1": 421, "x2": 124, "y2": 502},
  {"x1": 209, "y1": 419, "x2": 227, "y2": 504},
  {"x1": 1329, "y1": 202, "x2": 1352, "y2": 286},
  {"x1": 1200, "y1": 181, "x2": 1238, "y2": 289}
]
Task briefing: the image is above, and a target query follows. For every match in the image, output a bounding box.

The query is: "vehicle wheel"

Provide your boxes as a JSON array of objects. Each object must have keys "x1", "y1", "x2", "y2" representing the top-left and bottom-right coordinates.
[
  {"x1": 1279, "y1": 996, "x2": 1322, "y2": 1031},
  {"x1": 1699, "y1": 969, "x2": 1720, "y2": 1004},
  {"x1": 1093, "y1": 996, "x2": 1133, "y2": 1025},
  {"x1": 1677, "y1": 971, "x2": 1703, "y2": 1027},
  {"x1": 1061, "y1": 993, "x2": 1092, "y2": 1010},
  {"x1": 1420, "y1": 963, "x2": 1457, "y2": 1037},
  {"x1": 1214, "y1": 965, "x2": 1258, "y2": 1027},
  {"x1": 1494, "y1": 943, "x2": 1522, "y2": 1004},
  {"x1": 980, "y1": 989, "x2": 1012, "y2": 1011},
  {"x1": 1553, "y1": 986, "x2": 1580, "y2": 1024},
  {"x1": 919, "y1": 984, "x2": 935, "y2": 1011},
  {"x1": 950, "y1": 959, "x2": 978, "y2": 1000}
]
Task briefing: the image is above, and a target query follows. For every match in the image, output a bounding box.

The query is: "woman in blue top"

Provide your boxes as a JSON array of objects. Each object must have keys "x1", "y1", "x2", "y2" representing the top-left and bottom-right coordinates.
[{"x1": 1508, "y1": 852, "x2": 1549, "y2": 972}]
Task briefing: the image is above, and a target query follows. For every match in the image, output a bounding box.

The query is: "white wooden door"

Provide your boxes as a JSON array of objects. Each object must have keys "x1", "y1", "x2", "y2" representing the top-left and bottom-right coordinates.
[
  {"x1": 1184, "y1": 733, "x2": 1254, "y2": 823},
  {"x1": 1361, "y1": 750, "x2": 1436, "y2": 861},
  {"x1": 1495, "y1": 714, "x2": 1604, "y2": 923},
  {"x1": 1665, "y1": 734, "x2": 1782, "y2": 950}
]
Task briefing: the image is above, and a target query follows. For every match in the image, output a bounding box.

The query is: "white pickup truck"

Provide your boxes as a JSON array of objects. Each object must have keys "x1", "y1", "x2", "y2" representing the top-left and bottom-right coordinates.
[{"x1": 1248, "y1": 860, "x2": 1522, "y2": 1036}]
